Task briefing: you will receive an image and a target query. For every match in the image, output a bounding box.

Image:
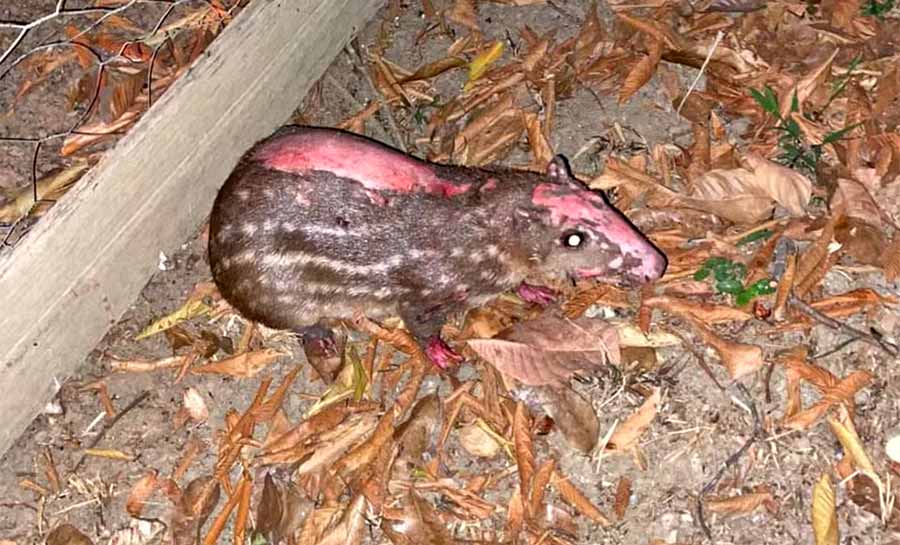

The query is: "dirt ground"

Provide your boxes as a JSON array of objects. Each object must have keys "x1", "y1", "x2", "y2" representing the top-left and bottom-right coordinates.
[{"x1": 1, "y1": 1, "x2": 899, "y2": 545}]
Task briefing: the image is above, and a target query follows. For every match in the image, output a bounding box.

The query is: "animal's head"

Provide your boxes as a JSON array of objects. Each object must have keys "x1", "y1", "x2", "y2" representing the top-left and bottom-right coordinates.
[{"x1": 516, "y1": 155, "x2": 666, "y2": 285}]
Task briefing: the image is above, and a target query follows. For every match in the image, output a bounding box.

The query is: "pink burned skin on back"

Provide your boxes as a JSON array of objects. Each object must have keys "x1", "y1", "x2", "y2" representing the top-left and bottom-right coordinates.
[
  {"x1": 254, "y1": 131, "x2": 471, "y2": 197},
  {"x1": 532, "y1": 183, "x2": 666, "y2": 282}
]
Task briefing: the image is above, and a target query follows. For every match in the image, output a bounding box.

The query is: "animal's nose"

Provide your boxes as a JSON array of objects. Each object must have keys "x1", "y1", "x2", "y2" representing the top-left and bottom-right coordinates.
[{"x1": 641, "y1": 251, "x2": 667, "y2": 282}]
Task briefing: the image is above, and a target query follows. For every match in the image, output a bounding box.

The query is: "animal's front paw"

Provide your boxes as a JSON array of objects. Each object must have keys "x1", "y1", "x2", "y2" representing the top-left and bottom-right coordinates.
[{"x1": 424, "y1": 336, "x2": 463, "y2": 369}]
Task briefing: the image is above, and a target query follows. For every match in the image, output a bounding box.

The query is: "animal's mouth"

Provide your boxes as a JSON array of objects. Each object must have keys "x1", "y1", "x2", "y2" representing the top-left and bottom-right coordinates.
[
  {"x1": 575, "y1": 267, "x2": 609, "y2": 279},
  {"x1": 573, "y1": 267, "x2": 643, "y2": 288}
]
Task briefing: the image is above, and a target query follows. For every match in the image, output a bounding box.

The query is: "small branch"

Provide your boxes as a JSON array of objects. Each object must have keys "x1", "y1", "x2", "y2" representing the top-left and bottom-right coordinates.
[
  {"x1": 71, "y1": 390, "x2": 151, "y2": 474},
  {"x1": 788, "y1": 292, "x2": 898, "y2": 357},
  {"x1": 696, "y1": 383, "x2": 761, "y2": 540}
]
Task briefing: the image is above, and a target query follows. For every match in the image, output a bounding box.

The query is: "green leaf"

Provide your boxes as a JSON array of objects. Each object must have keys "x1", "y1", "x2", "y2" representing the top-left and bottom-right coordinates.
[
  {"x1": 694, "y1": 268, "x2": 711, "y2": 281},
  {"x1": 750, "y1": 86, "x2": 780, "y2": 117},
  {"x1": 737, "y1": 229, "x2": 773, "y2": 246},
  {"x1": 823, "y1": 122, "x2": 862, "y2": 145},
  {"x1": 735, "y1": 291, "x2": 753, "y2": 306},
  {"x1": 717, "y1": 278, "x2": 744, "y2": 295}
]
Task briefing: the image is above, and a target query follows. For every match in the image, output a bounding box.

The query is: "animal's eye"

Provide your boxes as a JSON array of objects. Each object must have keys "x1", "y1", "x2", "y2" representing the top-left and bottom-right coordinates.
[{"x1": 561, "y1": 230, "x2": 586, "y2": 249}]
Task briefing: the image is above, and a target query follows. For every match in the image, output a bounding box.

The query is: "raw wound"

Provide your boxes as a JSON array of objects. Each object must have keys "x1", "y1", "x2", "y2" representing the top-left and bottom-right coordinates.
[{"x1": 253, "y1": 131, "x2": 471, "y2": 197}]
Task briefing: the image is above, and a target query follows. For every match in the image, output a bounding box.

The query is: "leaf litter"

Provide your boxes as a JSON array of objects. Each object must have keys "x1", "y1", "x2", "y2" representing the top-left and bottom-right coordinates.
[{"x1": 3, "y1": 0, "x2": 900, "y2": 544}]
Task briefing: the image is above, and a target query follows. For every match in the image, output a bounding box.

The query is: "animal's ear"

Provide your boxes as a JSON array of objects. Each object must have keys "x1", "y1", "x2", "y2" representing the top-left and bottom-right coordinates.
[{"x1": 545, "y1": 155, "x2": 577, "y2": 185}]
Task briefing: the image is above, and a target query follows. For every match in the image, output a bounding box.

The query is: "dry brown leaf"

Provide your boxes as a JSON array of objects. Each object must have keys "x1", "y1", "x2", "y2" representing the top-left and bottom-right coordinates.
[
  {"x1": 315, "y1": 493, "x2": 367, "y2": 545},
  {"x1": 615, "y1": 12, "x2": 684, "y2": 51},
  {"x1": 607, "y1": 387, "x2": 660, "y2": 452},
  {"x1": 828, "y1": 415, "x2": 875, "y2": 474},
  {"x1": 831, "y1": 178, "x2": 884, "y2": 229},
  {"x1": 524, "y1": 112, "x2": 554, "y2": 168},
  {"x1": 535, "y1": 384, "x2": 600, "y2": 453},
  {"x1": 256, "y1": 473, "x2": 314, "y2": 545},
  {"x1": 0, "y1": 160, "x2": 90, "y2": 223},
  {"x1": 46, "y1": 525, "x2": 94, "y2": 545},
  {"x1": 333, "y1": 411, "x2": 395, "y2": 482},
  {"x1": 506, "y1": 485, "x2": 526, "y2": 539},
  {"x1": 811, "y1": 474, "x2": 839, "y2": 545},
  {"x1": 884, "y1": 236, "x2": 900, "y2": 281},
  {"x1": 614, "y1": 477, "x2": 632, "y2": 519},
  {"x1": 452, "y1": 101, "x2": 526, "y2": 166},
  {"x1": 295, "y1": 412, "x2": 379, "y2": 476},
  {"x1": 467, "y1": 313, "x2": 619, "y2": 386},
  {"x1": 447, "y1": 0, "x2": 479, "y2": 32},
  {"x1": 382, "y1": 491, "x2": 455, "y2": 545},
  {"x1": 643, "y1": 295, "x2": 753, "y2": 324},
  {"x1": 794, "y1": 216, "x2": 837, "y2": 298},
  {"x1": 788, "y1": 48, "x2": 839, "y2": 118},
  {"x1": 126, "y1": 470, "x2": 158, "y2": 517},
  {"x1": 513, "y1": 402, "x2": 536, "y2": 520},
  {"x1": 552, "y1": 471, "x2": 611, "y2": 526},
  {"x1": 530, "y1": 459, "x2": 556, "y2": 517},
  {"x1": 259, "y1": 404, "x2": 352, "y2": 464},
  {"x1": 682, "y1": 315, "x2": 764, "y2": 379},
  {"x1": 705, "y1": 490, "x2": 775, "y2": 515},
  {"x1": 400, "y1": 56, "x2": 467, "y2": 83},
  {"x1": 740, "y1": 153, "x2": 813, "y2": 214},
  {"x1": 191, "y1": 348, "x2": 283, "y2": 378},
  {"x1": 682, "y1": 153, "x2": 812, "y2": 223},
  {"x1": 458, "y1": 422, "x2": 502, "y2": 458},
  {"x1": 619, "y1": 37, "x2": 663, "y2": 104}
]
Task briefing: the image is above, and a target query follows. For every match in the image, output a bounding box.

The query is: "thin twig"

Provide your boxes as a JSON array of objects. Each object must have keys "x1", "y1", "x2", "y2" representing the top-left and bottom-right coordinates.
[
  {"x1": 70, "y1": 390, "x2": 151, "y2": 474},
  {"x1": 696, "y1": 383, "x2": 761, "y2": 540},
  {"x1": 676, "y1": 30, "x2": 724, "y2": 115},
  {"x1": 788, "y1": 293, "x2": 898, "y2": 357}
]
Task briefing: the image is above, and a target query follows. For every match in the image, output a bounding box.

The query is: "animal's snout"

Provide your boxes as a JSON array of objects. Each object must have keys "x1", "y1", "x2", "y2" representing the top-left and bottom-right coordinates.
[{"x1": 638, "y1": 249, "x2": 667, "y2": 283}]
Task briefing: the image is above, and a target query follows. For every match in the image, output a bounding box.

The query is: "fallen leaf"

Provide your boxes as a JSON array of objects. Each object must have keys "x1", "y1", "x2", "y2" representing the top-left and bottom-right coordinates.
[
  {"x1": 811, "y1": 474, "x2": 839, "y2": 545},
  {"x1": 606, "y1": 388, "x2": 660, "y2": 452},
  {"x1": 706, "y1": 490, "x2": 776, "y2": 515},
  {"x1": 191, "y1": 348, "x2": 283, "y2": 378},
  {"x1": 46, "y1": 525, "x2": 94, "y2": 545},
  {"x1": 467, "y1": 313, "x2": 619, "y2": 386},
  {"x1": 465, "y1": 40, "x2": 505, "y2": 91}
]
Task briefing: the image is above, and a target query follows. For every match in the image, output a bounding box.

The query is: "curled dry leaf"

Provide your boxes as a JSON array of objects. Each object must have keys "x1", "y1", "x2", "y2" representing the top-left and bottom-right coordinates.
[
  {"x1": 513, "y1": 402, "x2": 536, "y2": 519},
  {"x1": 643, "y1": 295, "x2": 753, "y2": 324},
  {"x1": 552, "y1": 470, "x2": 611, "y2": 527},
  {"x1": 458, "y1": 421, "x2": 503, "y2": 458},
  {"x1": 182, "y1": 387, "x2": 209, "y2": 424},
  {"x1": 256, "y1": 472, "x2": 313, "y2": 545},
  {"x1": 614, "y1": 477, "x2": 632, "y2": 520},
  {"x1": 191, "y1": 348, "x2": 283, "y2": 378},
  {"x1": 811, "y1": 474, "x2": 839, "y2": 545},
  {"x1": 525, "y1": 384, "x2": 600, "y2": 454},
  {"x1": 705, "y1": 490, "x2": 776, "y2": 515},
  {"x1": 467, "y1": 313, "x2": 619, "y2": 386},
  {"x1": 126, "y1": 469, "x2": 158, "y2": 517},
  {"x1": 607, "y1": 387, "x2": 660, "y2": 453},
  {"x1": 682, "y1": 315, "x2": 763, "y2": 379},
  {"x1": 170, "y1": 475, "x2": 220, "y2": 545},
  {"x1": 315, "y1": 493, "x2": 368, "y2": 545},
  {"x1": 382, "y1": 491, "x2": 455, "y2": 545},
  {"x1": 828, "y1": 415, "x2": 875, "y2": 474},
  {"x1": 0, "y1": 160, "x2": 90, "y2": 224},
  {"x1": 832, "y1": 177, "x2": 883, "y2": 227},
  {"x1": 681, "y1": 152, "x2": 812, "y2": 224},
  {"x1": 619, "y1": 36, "x2": 663, "y2": 104},
  {"x1": 46, "y1": 525, "x2": 94, "y2": 545}
]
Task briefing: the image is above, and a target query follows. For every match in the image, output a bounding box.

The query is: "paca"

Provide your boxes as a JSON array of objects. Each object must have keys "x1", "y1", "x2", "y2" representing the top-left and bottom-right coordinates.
[{"x1": 208, "y1": 126, "x2": 666, "y2": 363}]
